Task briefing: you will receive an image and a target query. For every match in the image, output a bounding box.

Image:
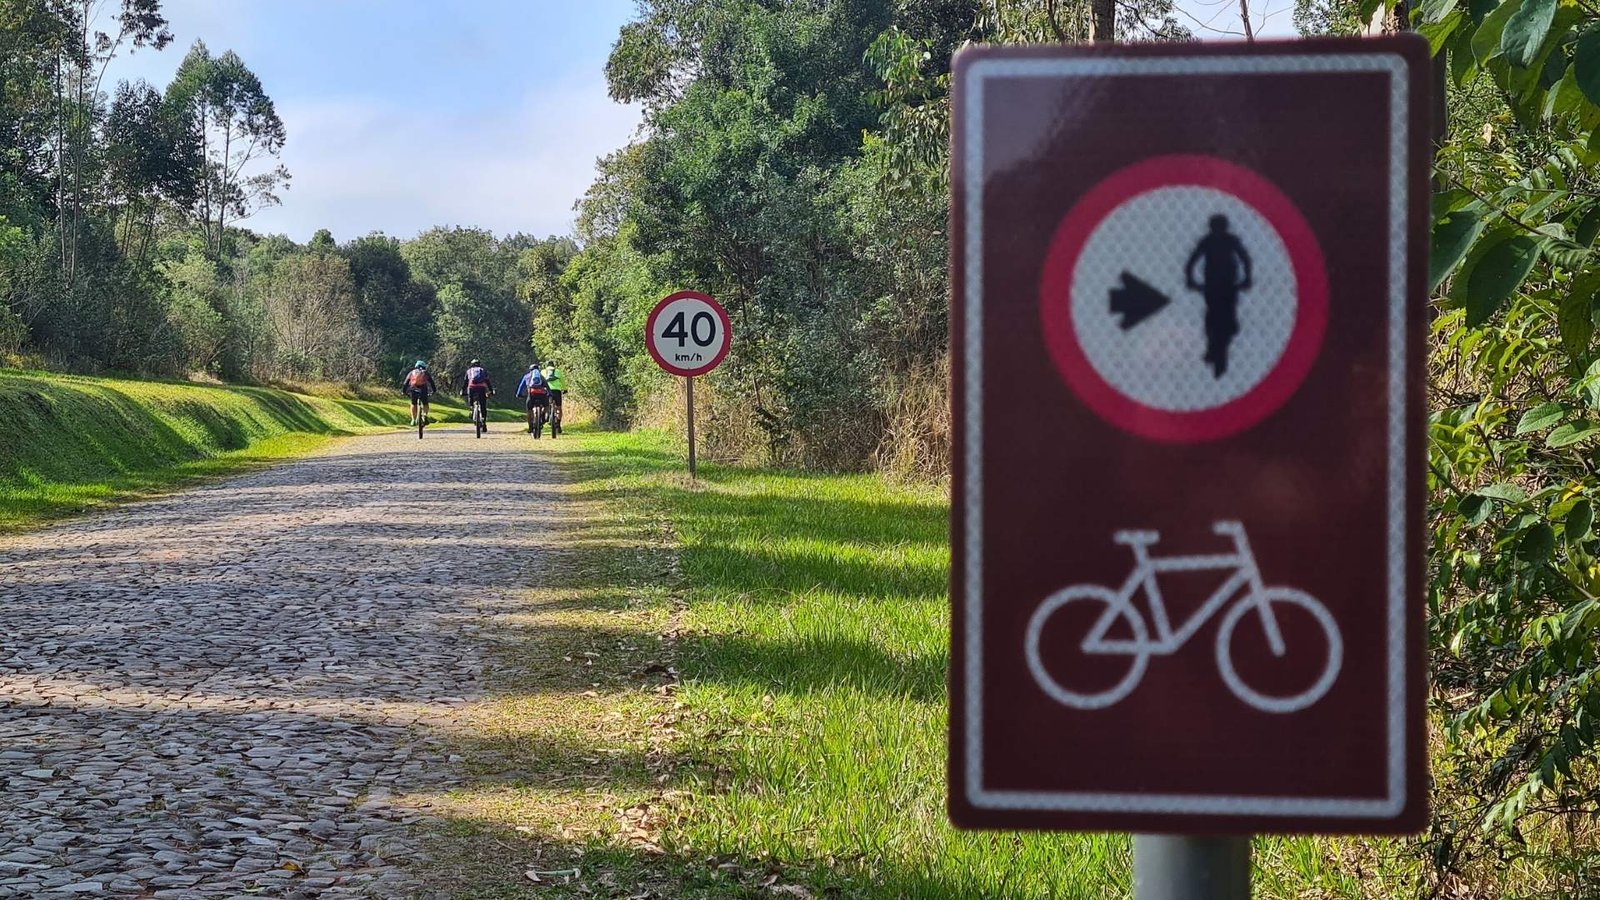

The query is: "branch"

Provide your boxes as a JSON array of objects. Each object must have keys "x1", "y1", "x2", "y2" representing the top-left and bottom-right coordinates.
[{"x1": 1442, "y1": 170, "x2": 1588, "y2": 252}]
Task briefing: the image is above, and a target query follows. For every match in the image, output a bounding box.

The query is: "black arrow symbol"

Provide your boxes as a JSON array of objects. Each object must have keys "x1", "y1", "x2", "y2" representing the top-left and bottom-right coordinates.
[{"x1": 1108, "y1": 271, "x2": 1171, "y2": 331}]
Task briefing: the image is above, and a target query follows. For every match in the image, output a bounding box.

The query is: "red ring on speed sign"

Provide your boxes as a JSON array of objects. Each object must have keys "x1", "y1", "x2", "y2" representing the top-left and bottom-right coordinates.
[
  {"x1": 646, "y1": 291, "x2": 732, "y2": 377},
  {"x1": 1039, "y1": 155, "x2": 1329, "y2": 443}
]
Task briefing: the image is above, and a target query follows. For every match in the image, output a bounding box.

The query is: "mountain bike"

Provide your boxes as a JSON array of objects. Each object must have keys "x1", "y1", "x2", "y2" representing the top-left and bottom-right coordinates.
[
  {"x1": 413, "y1": 396, "x2": 430, "y2": 440},
  {"x1": 549, "y1": 399, "x2": 562, "y2": 438},
  {"x1": 471, "y1": 395, "x2": 487, "y2": 438},
  {"x1": 1023, "y1": 520, "x2": 1342, "y2": 714},
  {"x1": 528, "y1": 402, "x2": 548, "y2": 438}
]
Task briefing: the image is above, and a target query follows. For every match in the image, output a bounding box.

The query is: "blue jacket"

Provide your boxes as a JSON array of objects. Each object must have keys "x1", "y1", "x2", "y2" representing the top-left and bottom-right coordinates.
[{"x1": 515, "y1": 370, "x2": 547, "y2": 397}]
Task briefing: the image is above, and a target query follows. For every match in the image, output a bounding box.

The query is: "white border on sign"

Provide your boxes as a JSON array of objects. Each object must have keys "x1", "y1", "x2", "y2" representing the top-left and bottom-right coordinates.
[{"x1": 963, "y1": 53, "x2": 1410, "y2": 818}]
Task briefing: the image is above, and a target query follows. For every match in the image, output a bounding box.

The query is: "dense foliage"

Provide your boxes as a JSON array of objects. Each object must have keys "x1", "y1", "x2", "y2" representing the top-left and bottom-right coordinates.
[
  {"x1": 0, "y1": 1, "x2": 546, "y2": 389},
  {"x1": 533, "y1": 0, "x2": 1600, "y2": 893},
  {"x1": 533, "y1": 0, "x2": 1187, "y2": 470}
]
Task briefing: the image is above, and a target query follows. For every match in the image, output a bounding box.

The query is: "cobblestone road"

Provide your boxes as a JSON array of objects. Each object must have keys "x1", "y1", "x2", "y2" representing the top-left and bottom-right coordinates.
[{"x1": 0, "y1": 426, "x2": 557, "y2": 898}]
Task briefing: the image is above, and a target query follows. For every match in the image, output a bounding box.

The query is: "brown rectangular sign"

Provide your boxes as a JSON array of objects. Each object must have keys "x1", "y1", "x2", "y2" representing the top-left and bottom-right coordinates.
[{"x1": 949, "y1": 37, "x2": 1430, "y2": 834}]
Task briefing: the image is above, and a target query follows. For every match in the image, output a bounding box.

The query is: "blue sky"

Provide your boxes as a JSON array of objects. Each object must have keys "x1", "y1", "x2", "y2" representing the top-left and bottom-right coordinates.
[
  {"x1": 104, "y1": 0, "x2": 1294, "y2": 245},
  {"x1": 108, "y1": 0, "x2": 642, "y2": 243}
]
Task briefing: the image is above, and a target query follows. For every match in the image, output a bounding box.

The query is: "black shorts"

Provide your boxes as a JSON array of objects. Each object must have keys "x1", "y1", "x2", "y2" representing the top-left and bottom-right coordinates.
[
  {"x1": 525, "y1": 392, "x2": 550, "y2": 409},
  {"x1": 406, "y1": 388, "x2": 429, "y2": 402},
  {"x1": 467, "y1": 386, "x2": 489, "y2": 405},
  {"x1": 549, "y1": 390, "x2": 563, "y2": 406}
]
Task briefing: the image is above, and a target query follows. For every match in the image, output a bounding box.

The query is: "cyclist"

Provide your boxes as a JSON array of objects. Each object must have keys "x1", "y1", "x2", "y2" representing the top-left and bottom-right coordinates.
[
  {"x1": 516, "y1": 362, "x2": 550, "y2": 437},
  {"x1": 461, "y1": 359, "x2": 494, "y2": 429},
  {"x1": 542, "y1": 360, "x2": 565, "y2": 435},
  {"x1": 400, "y1": 360, "x2": 437, "y2": 426},
  {"x1": 1184, "y1": 215, "x2": 1253, "y2": 379}
]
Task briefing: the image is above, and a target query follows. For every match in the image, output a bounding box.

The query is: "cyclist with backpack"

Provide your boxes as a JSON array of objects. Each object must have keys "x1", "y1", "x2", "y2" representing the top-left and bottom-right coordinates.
[
  {"x1": 461, "y1": 359, "x2": 494, "y2": 430},
  {"x1": 542, "y1": 360, "x2": 565, "y2": 437},
  {"x1": 400, "y1": 360, "x2": 437, "y2": 426},
  {"x1": 516, "y1": 362, "x2": 551, "y2": 437}
]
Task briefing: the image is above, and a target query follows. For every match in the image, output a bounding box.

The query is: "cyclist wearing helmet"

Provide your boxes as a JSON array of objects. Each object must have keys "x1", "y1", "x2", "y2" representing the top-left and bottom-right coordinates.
[
  {"x1": 515, "y1": 361, "x2": 551, "y2": 437},
  {"x1": 542, "y1": 360, "x2": 565, "y2": 411},
  {"x1": 400, "y1": 360, "x2": 437, "y2": 426},
  {"x1": 461, "y1": 359, "x2": 494, "y2": 429}
]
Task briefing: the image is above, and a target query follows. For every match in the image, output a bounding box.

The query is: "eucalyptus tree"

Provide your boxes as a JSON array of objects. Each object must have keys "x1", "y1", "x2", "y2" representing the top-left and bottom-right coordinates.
[{"x1": 165, "y1": 40, "x2": 288, "y2": 257}]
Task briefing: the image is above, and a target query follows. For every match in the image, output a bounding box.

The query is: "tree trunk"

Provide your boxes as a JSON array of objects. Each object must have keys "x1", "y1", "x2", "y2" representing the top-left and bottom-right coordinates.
[{"x1": 1091, "y1": 0, "x2": 1115, "y2": 42}]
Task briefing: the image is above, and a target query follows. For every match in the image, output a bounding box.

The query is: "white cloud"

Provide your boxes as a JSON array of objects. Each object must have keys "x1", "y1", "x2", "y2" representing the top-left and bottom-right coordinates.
[{"x1": 245, "y1": 75, "x2": 640, "y2": 243}]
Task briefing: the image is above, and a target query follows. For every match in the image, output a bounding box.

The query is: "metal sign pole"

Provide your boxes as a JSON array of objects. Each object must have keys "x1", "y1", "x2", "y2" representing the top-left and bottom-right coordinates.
[
  {"x1": 686, "y1": 375, "x2": 697, "y2": 481},
  {"x1": 1134, "y1": 835, "x2": 1250, "y2": 900}
]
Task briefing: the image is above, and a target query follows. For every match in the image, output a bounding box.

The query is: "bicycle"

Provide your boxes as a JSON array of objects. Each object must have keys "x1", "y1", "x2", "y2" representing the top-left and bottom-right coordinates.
[
  {"x1": 471, "y1": 395, "x2": 487, "y2": 438},
  {"x1": 411, "y1": 395, "x2": 430, "y2": 440},
  {"x1": 1023, "y1": 520, "x2": 1342, "y2": 714},
  {"x1": 549, "y1": 399, "x2": 562, "y2": 438},
  {"x1": 528, "y1": 402, "x2": 549, "y2": 438}
]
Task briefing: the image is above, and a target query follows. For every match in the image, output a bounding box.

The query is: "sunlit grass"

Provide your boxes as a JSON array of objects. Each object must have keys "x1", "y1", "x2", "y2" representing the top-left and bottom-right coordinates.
[
  {"x1": 0, "y1": 368, "x2": 508, "y2": 530},
  {"x1": 531, "y1": 427, "x2": 1421, "y2": 899}
]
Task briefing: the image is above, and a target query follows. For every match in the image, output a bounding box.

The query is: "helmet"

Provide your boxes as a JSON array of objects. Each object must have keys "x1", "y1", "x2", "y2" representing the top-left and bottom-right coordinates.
[
  {"x1": 470, "y1": 358, "x2": 481, "y2": 366},
  {"x1": 414, "y1": 360, "x2": 426, "y2": 369},
  {"x1": 528, "y1": 363, "x2": 539, "y2": 371}
]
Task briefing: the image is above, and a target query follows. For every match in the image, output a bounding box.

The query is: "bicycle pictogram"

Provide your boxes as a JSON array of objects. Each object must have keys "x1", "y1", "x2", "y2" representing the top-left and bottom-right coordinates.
[{"x1": 1024, "y1": 521, "x2": 1342, "y2": 714}]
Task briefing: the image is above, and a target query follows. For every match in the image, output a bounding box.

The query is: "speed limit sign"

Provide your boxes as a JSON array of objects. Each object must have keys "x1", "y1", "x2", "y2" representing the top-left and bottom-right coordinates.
[{"x1": 646, "y1": 291, "x2": 731, "y2": 377}]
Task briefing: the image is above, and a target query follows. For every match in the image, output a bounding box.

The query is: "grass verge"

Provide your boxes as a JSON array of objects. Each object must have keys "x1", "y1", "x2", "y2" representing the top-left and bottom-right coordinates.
[
  {"x1": 0, "y1": 368, "x2": 509, "y2": 531},
  {"x1": 425, "y1": 426, "x2": 1422, "y2": 898}
]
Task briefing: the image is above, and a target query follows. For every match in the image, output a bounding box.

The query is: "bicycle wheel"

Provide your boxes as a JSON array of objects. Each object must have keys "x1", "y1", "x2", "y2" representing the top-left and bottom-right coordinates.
[
  {"x1": 1215, "y1": 588, "x2": 1342, "y2": 714},
  {"x1": 1025, "y1": 585, "x2": 1150, "y2": 710},
  {"x1": 417, "y1": 403, "x2": 425, "y2": 440},
  {"x1": 552, "y1": 405, "x2": 561, "y2": 437}
]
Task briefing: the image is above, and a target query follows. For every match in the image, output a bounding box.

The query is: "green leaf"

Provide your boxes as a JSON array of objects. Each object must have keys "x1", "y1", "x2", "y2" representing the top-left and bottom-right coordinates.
[
  {"x1": 1567, "y1": 498, "x2": 1593, "y2": 543},
  {"x1": 1574, "y1": 205, "x2": 1600, "y2": 245},
  {"x1": 1521, "y1": 522, "x2": 1558, "y2": 562},
  {"x1": 1478, "y1": 482, "x2": 1530, "y2": 502},
  {"x1": 1422, "y1": 0, "x2": 1461, "y2": 23},
  {"x1": 1452, "y1": 27, "x2": 1481, "y2": 85},
  {"x1": 1561, "y1": 270, "x2": 1600, "y2": 359},
  {"x1": 1548, "y1": 421, "x2": 1600, "y2": 446},
  {"x1": 1518, "y1": 401, "x2": 1569, "y2": 432},
  {"x1": 1460, "y1": 494, "x2": 1495, "y2": 526},
  {"x1": 1474, "y1": 0, "x2": 1523, "y2": 64},
  {"x1": 1422, "y1": 11, "x2": 1466, "y2": 55},
  {"x1": 1503, "y1": 0, "x2": 1558, "y2": 68},
  {"x1": 1432, "y1": 205, "x2": 1487, "y2": 290},
  {"x1": 1471, "y1": 0, "x2": 1500, "y2": 21},
  {"x1": 1577, "y1": 26, "x2": 1600, "y2": 106},
  {"x1": 1466, "y1": 232, "x2": 1544, "y2": 326}
]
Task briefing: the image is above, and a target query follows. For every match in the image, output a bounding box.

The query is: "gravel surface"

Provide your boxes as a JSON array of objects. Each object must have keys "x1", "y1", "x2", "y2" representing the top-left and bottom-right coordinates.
[{"x1": 0, "y1": 426, "x2": 557, "y2": 898}]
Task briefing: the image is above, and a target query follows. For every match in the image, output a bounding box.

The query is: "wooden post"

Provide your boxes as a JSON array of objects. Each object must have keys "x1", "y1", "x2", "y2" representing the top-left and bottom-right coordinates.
[{"x1": 686, "y1": 375, "x2": 698, "y2": 481}]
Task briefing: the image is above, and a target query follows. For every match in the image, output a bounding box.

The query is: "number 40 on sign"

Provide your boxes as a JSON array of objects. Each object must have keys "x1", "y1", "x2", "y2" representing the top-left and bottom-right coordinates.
[{"x1": 645, "y1": 291, "x2": 733, "y2": 479}]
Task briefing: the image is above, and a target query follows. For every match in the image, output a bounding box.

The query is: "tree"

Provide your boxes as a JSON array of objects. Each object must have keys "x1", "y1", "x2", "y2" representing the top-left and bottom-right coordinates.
[
  {"x1": 165, "y1": 40, "x2": 289, "y2": 256},
  {"x1": 342, "y1": 232, "x2": 437, "y2": 372},
  {"x1": 104, "y1": 78, "x2": 198, "y2": 260}
]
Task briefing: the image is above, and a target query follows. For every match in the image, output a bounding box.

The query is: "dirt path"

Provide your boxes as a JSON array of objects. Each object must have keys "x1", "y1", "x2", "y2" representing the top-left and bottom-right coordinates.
[{"x1": 0, "y1": 425, "x2": 558, "y2": 899}]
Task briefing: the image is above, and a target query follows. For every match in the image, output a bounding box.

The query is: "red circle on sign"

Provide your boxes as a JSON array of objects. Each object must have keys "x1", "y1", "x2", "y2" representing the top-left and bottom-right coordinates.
[
  {"x1": 1039, "y1": 155, "x2": 1328, "y2": 443},
  {"x1": 646, "y1": 291, "x2": 733, "y2": 377}
]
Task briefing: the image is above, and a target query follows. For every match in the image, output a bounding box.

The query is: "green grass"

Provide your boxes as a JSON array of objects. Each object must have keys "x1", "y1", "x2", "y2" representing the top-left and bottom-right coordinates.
[
  {"x1": 0, "y1": 368, "x2": 509, "y2": 531},
  {"x1": 527, "y1": 427, "x2": 1419, "y2": 899}
]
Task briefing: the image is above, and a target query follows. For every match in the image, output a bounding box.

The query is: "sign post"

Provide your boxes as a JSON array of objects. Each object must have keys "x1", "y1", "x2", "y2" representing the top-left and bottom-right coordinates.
[
  {"x1": 948, "y1": 36, "x2": 1432, "y2": 885},
  {"x1": 646, "y1": 291, "x2": 732, "y2": 480},
  {"x1": 686, "y1": 375, "x2": 697, "y2": 480}
]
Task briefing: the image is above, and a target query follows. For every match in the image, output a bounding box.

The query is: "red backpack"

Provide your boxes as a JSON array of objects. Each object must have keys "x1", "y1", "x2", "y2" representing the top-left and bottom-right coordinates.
[{"x1": 406, "y1": 368, "x2": 429, "y2": 389}]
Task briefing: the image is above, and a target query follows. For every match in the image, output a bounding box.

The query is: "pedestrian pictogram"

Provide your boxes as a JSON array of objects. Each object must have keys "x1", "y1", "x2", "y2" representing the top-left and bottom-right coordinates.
[
  {"x1": 948, "y1": 38, "x2": 1431, "y2": 836},
  {"x1": 1040, "y1": 154, "x2": 1328, "y2": 444}
]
